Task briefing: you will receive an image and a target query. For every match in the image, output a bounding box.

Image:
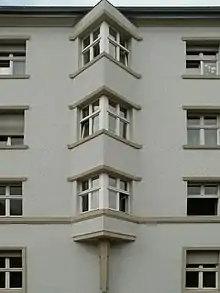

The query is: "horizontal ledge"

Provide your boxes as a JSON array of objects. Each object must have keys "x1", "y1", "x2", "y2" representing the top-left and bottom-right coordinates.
[
  {"x1": 0, "y1": 35, "x2": 30, "y2": 40},
  {"x1": 0, "y1": 75, "x2": 30, "y2": 79},
  {"x1": 183, "y1": 177, "x2": 220, "y2": 182},
  {"x1": 0, "y1": 217, "x2": 71, "y2": 224},
  {"x1": 183, "y1": 145, "x2": 220, "y2": 150},
  {"x1": 73, "y1": 230, "x2": 136, "y2": 242},
  {"x1": 0, "y1": 106, "x2": 29, "y2": 110},
  {"x1": 68, "y1": 129, "x2": 142, "y2": 150},
  {"x1": 69, "y1": 52, "x2": 142, "y2": 80},
  {"x1": 182, "y1": 106, "x2": 220, "y2": 111},
  {"x1": 182, "y1": 37, "x2": 220, "y2": 41},
  {"x1": 0, "y1": 177, "x2": 27, "y2": 182},
  {"x1": 182, "y1": 74, "x2": 220, "y2": 80},
  {"x1": 67, "y1": 164, "x2": 142, "y2": 182},
  {"x1": 68, "y1": 85, "x2": 141, "y2": 110},
  {"x1": 0, "y1": 145, "x2": 29, "y2": 150},
  {"x1": 72, "y1": 209, "x2": 137, "y2": 224}
]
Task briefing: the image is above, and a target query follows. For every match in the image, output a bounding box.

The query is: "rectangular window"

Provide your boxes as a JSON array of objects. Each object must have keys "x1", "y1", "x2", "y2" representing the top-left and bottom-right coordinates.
[
  {"x1": 186, "y1": 42, "x2": 219, "y2": 76},
  {"x1": 0, "y1": 250, "x2": 23, "y2": 289},
  {"x1": 0, "y1": 40, "x2": 26, "y2": 76},
  {"x1": 107, "y1": 100, "x2": 129, "y2": 139},
  {"x1": 108, "y1": 26, "x2": 129, "y2": 66},
  {"x1": 187, "y1": 182, "x2": 219, "y2": 216},
  {"x1": 0, "y1": 183, "x2": 23, "y2": 216},
  {"x1": 0, "y1": 111, "x2": 25, "y2": 147},
  {"x1": 108, "y1": 176, "x2": 130, "y2": 212},
  {"x1": 78, "y1": 176, "x2": 100, "y2": 212},
  {"x1": 185, "y1": 251, "x2": 219, "y2": 290},
  {"x1": 82, "y1": 27, "x2": 101, "y2": 65},
  {"x1": 187, "y1": 114, "x2": 220, "y2": 147},
  {"x1": 79, "y1": 100, "x2": 100, "y2": 139}
]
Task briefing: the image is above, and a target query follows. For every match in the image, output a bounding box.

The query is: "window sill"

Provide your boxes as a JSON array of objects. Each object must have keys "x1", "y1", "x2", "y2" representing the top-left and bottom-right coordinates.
[
  {"x1": 0, "y1": 145, "x2": 29, "y2": 150},
  {"x1": 67, "y1": 129, "x2": 142, "y2": 150},
  {"x1": 69, "y1": 52, "x2": 142, "y2": 80},
  {"x1": 183, "y1": 145, "x2": 220, "y2": 150},
  {"x1": 182, "y1": 74, "x2": 220, "y2": 80},
  {"x1": 0, "y1": 75, "x2": 30, "y2": 79}
]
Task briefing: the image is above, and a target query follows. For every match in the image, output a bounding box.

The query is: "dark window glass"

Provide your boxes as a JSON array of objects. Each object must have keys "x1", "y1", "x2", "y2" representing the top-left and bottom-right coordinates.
[
  {"x1": 0, "y1": 60, "x2": 9, "y2": 67},
  {"x1": 10, "y1": 199, "x2": 22, "y2": 216},
  {"x1": 203, "y1": 272, "x2": 216, "y2": 288},
  {"x1": 82, "y1": 194, "x2": 89, "y2": 212},
  {"x1": 0, "y1": 186, "x2": 6, "y2": 196},
  {"x1": 0, "y1": 258, "x2": 5, "y2": 268},
  {"x1": 0, "y1": 272, "x2": 5, "y2": 288},
  {"x1": 186, "y1": 271, "x2": 199, "y2": 288},
  {"x1": 187, "y1": 198, "x2": 218, "y2": 216},
  {"x1": 186, "y1": 60, "x2": 200, "y2": 68},
  {"x1": 81, "y1": 120, "x2": 89, "y2": 138},
  {"x1": 10, "y1": 272, "x2": 22, "y2": 288},
  {"x1": 10, "y1": 257, "x2": 22, "y2": 268},
  {"x1": 0, "y1": 199, "x2": 6, "y2": 216},
  {"x1": 10, "y1": 185, "x2": 22, "y2": 196},
  {"x1": 93, "y1": 43, "x2": 100, "y2": 58},
  {"x1": 11, "y1": 136, "x2": 24, "y2": 146},
  {"x1": 119, "y1": 193, "x2": 127, "y2": 212}
]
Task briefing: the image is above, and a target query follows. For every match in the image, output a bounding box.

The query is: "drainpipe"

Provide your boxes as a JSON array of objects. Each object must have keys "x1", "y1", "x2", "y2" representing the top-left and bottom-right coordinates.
[{"x1": 99, "y1": 240, "x2": 110, "y2": 293}]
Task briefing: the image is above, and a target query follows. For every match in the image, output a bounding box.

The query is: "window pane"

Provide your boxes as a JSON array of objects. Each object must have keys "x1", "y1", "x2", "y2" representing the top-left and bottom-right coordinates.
[
  {"x1": 10, "y1": 257, "x2": 22, "y2": 268},
  {"x1": 91, "y1": 177, "x2": 99, "y2": 188},
  {"x1": 187, "y1": 129, "x2": 200, "y2": 146},
  {"x1": 10, "y1": 199, "x2": 22, "y2": 216},
  {"x1": 119, "y1": 120, "x2": 127, "y2": 139},
  {"x1": 93, "y1": 28, "x2": 100, "y2": 41},
  {"x1": 0, "y1": 258, "x2": 5, "y2": 268},
  {"x1": 109, "y1": 42, "x2": 117, "y2": 59},
  {"x1": 187, "y1": 117, "x2": 200, "y2": 126},
  {"x1": 81, "y1": 180, "x2": 89, "y2": 191},
  {"x1": 108, "y1": 101, "x2": 117, "y2": 113},
  {"x1": 109, "y1": 177, "x2": 117, "y2": 188},
  {"x1": 120, "y1": 49, "x2": 128, "y2": 65},
  {"x1": 204, "y1": 129, "x2": 217, "y2": 146},
  {"x1": 92, "y1": 100, "x2": 99, "y2": 113},
  {"x1": 83, "y1": 50, "x2": 90, "y2": 65},
  {"x1": 186, "y1": 264, "x2": 200, "y2": 268},
  {"x1": 13, "y1": 61, "x2": 25, "y2": 75},
  {"x1": 82, "y1": 106, "x2": 89, "y2": 118},
  {"x1": 90, "y1": 190, "x2": 99, "y2": 210},
  {"x1": 10, "y1": 272, "x2": 22, "y2": 288},
  {"x1": 120, "y1": 180, "x2": 128, "y2": 191},
  {"x1": 81, "y1": 194, "x2": 88, "y2": 212},
  {"x1": 109, "y1": 27, "x2": 117, "y2": 40},
  {"x1": 83, "y1": 35, "x2": 90, "y2": 49},
  {"x1": 203, "y1": 272, "x2": 216, "y2": 288},
  {"x1": 81, "y1": 120, "x2": 89, "y2": 138},
  {"x1": 205, "y1": 185, "x2": 218, "y2": 195},
  {"x1": 203, "y1": 61, "x2": 217, "y2": 76},
  {"x1": 109, "y1": 190, "x2": 117, "y2": 210},
  {"x1": 185, "y1": 271, "x2": 199, "y2": 288},
  {"x1": 92, "y1": 115, "x2": 99, "y2": 134},
  {"x1": 204, "y1": 117, "x2": 217, "y2": 126},
  {"x1": 0, "y1": 186, "x2": 6, "y2": 196},
  {"x1": 108, "y1": 115, "x2": 117, "y2": 134},
  {"x1": 11, "y1": 136, "x2": 23, "y2": 146},
  {"x1": 10, "y1": 185, "x2": 22, "y2": 196},
  {"x1": 119, "y1": 193, "x2": 128, "y2": 212},
  {"x1": 0, "y1": 199, "x2": 5, "y2": 216},
  {"x1": 187, "y1": 185, "x2": 201, "y2": 195},
  {"x1": 120, "y1": 106, "x2": 127, "y2": 119},
  {"x1": 93, "y1": 42, "x2": 100, "y2": 58},
  {"x1": 0, "y1": 272, "x2": 5, "y2": 288}
]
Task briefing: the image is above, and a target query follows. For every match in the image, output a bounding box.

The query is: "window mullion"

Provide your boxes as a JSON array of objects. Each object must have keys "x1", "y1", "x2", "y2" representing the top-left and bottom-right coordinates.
[
  {"x1": 199, "y1": 270, "x2": 203, "y2": 289},
  {"x1": 201, "y1": 116, "x2": 205, "y2": 145},
  {"x1": 89, "y1": 33, "x2": 93, "y2": 61},
  {"x1": 100, "y1": 22, "x2": 109, "y2": 53},
  {"x1": 116, "y1": 32, "x2": 120, "y2": 61},
  {"x1": 99, "y1": 96, "x2": 108, "y2": 130},
  {"x1": 9, "y1": 53, "x2": 13, "y2": 75}
]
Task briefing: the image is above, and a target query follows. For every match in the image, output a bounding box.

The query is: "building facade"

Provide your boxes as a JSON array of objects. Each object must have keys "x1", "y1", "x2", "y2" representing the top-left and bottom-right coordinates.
[{"x1": 0, "y1": 1, "x2": 219, "y2": 292}]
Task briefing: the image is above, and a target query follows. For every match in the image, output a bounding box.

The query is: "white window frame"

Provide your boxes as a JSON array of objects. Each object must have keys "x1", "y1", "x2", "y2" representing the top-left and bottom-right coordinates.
[
  {"x1": 81, "y1": 22, "x2": 130, "y2": 67},
  {"x1": 0, "y1": 183, "x2": 23, "y2": 217},
  {"x1": 78, "y1": 177, "x2": 100, "y2": 213},
  {"x1": 107, "y1": 177, "x2": 130, "y2": 212},
  {"x1": 186, "y1": 264, "x2": 218, "y2": 290},
  {"x1": 77, "y1": 174, "x2": 131, "y2": 214},
  {"x1": 187, "y1": 183, "x2": 220, "y2": 199},
  {"x1": 79, "y1": 100, "x2": 100, "y2": 138},
  {"x1": 187, "y1": 114, "x2": 220, "y2": 146},
  {"x1": 78, "y1": 97, "x2": 130, "y2": 140},
  {"x1": 0, "y1": 254, "x2": 22, "y2": 289},
  {"x1": 107, "y1": 100, "x2": 130, "y2": 139},
  {"x1": 186, "y1": 44, "x2": 219, "y2": 76}
]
